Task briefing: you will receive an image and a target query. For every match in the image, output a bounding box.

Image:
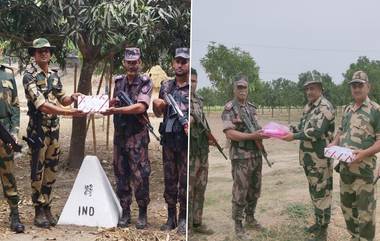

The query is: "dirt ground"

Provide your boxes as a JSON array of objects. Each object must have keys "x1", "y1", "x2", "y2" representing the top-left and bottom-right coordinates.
[
  {"x1": 0, "y1": 66, "x2": 184, "y2": 241},
  {"x1": 189, "y1": 112, "x2": 380, "y2": 241}
]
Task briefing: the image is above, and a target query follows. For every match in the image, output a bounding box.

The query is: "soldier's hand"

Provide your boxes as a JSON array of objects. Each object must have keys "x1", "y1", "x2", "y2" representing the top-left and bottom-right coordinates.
[
  {"x1": 258, "y1": 130, "x2": 270, "y2": 139},
  {"x1": 289, "y1": 125, "x2": 298, "y2": 133},
  {"x1": 183, "y1": 123, "x2": 189, "y2": 136},
  {"x1": 70, "y1": 92, "x2": 83, "y2": 102},
  {"x1": 250, "y1": 131, "x2": 266, "y2": 140},
  {"x1": 350, "y1": 149, "x2": 366, "y2": 165},
  {"x1": 11, "y1": 133, "x2": 18, "y2": 144},
  {"x1": 280, "y1": 133, "x2": 294, "y2": 142},
  {"x1": 327, "y1": 138, "x2": 340, "y2": 147},
  {"x1": 109, "y1": 98, "x2": 117, "y2": 107},
  {"x1": 101, "y1": 107, "x2": 117, "y2": 116},
  {"x1": 153, "y1": 99, "x2": 167, "y2": 111},
  {"x1": 207, "y1": 133, "x2": 216, "y2": 146},
  {"x1": 69, "y1": 108, "x2": 87, "y2": 117}
]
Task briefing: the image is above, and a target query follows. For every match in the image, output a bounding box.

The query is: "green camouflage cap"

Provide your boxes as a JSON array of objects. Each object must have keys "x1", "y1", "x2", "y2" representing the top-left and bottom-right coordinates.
[
  {"x1": 28, "y1": 38, "x2": 55, "y2": 55},
  {"x1": 304, "y1": 73, "x2": 322, "y2": 87},
  {"x1": 349, "y1": 70, "x2": 368, "y2": 84}
]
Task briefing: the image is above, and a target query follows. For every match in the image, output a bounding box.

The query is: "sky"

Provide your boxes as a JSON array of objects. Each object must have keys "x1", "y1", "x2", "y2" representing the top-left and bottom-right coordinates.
[{"x1": 191, "y1": 0, "x2": 380, "y2": 88}]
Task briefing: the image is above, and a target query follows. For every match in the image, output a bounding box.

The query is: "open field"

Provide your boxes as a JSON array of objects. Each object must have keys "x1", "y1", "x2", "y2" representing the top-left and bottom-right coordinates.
[{"x1": 190, "y1": 111, "x2": 380, "y2": 241}]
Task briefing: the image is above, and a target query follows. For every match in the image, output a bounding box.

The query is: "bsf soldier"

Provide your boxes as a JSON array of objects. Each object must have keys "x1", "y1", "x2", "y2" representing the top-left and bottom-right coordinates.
[
  {"x1": 189, "y1": 68, "x2": 214, "y2": 235},
  {"x1": 329, "y1": 71, "x2": 380, "y2": 241},
  {"x1": 281, "y1": 74, "x2": 335, "y2": 241},
  {"x1": 23, "y1": 38, "x2": 84, "y2": 228},
  {"x1": 153, "y1": 47, "x2": 189, "y2": 235},
  {"x1": 0, "y1": 65, "x2": 24, "y2": 233},
  {"x1": 102, "y1": 47, "x2": 153, "y2": 229},
  {"x1": 221, "y1": 76, "x2": 268, "y2": 240}
]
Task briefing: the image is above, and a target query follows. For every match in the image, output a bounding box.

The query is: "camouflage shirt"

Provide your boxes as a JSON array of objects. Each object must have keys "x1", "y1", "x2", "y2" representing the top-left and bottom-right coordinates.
[
  {"x1": 190, "y1": 92, "x2": 209, "y2": 156},
  {"x1": 0, "y1": 68, "x2": 20, "y2": 134},
  {"x1": 337, "y1": 97, "x2": 380, "y2": 177},
  {"x1": 221, "y1": 99, "x2": 261, "y2": 160},
  {"x1": 23, "y1": 60, "x2": 67, "y2": 120},
  {"x1": 158, "y1": 78, "x2": 189, "y2": 149},
  {"x1": 294, "y1": 96, "x2": 335, "y2": 167},
  {"x1": 113, "y1": 74, "x2": 153, "y2": 148}
]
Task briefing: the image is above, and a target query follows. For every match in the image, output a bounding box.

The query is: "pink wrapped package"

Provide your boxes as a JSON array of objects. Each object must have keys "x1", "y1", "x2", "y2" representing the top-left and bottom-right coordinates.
[{"x1": 262, "y1": 122, "x2": 290, "y2": 138}]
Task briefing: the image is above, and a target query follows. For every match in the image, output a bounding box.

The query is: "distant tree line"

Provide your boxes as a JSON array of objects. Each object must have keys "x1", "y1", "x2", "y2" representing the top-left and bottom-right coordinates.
[{"x1": 198, "y1": 43, "x2": 380, "y2": 108}]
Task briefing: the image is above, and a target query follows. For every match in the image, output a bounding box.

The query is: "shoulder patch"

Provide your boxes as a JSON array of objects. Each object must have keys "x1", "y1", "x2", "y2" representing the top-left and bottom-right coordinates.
[
  {"x1": 321, "y1": 97, "x2": 333, "y2": 107},
  {"x1": 343, "y1": 104, "x2": 351, "y2": 113},
  {"x1": 247, "y1": 101, "x2": 257, "y2": 109},
  {"x1": 320, "y1": 105, "x2": 334, "y2": 120},
  {"x1": 369, "y1": 100, "x2": 380, "y2": 111},
  {"x1": 224, "y1": 101, "x2": 233, "y2": 111},
  {"x1": 140, "y1": 74, "x2": 150, "y2": 83},
  {"x1": 161, "y1": 79, "x2": 173, "y2": 86},
  {"x1": 25, "y1": 65, "x2": 36, "y2": 74},
  {"x1": 114, "y1": 75, "x2": 124, "y2": 82}
]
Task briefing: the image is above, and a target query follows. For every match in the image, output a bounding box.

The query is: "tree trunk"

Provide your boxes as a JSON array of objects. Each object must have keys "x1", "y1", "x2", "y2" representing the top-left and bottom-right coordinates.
[{"x1": 68, "y1": 57, "x2": 97, "y2": 168}]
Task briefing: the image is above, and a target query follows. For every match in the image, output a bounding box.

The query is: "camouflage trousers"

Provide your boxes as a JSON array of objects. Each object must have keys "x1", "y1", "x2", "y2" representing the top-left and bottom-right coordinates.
[
  {"x1": 231, "y1": 154, "x2": 262, "y2": 221},
  {"x1": 303, "y1": 164, "x2": 333, "y2": 226},
  {"x1": 340, "y1": 173, "x2": 376, "y2": 241},
  {"x1": 113, "y1": 145, "x2": 150, "y2": 209},
  {"x1": 162, "y1": 146, "x2": 187, "y2": 212},
  {"x1": 189, "y1": 153, "x2": 209, "y2": 228},
  {"x1": 28, "y1": 125, "x2": 60, "y2": 207},
  {"x1": 0, "y1": 145, "x2": 19, "y2": 208}
]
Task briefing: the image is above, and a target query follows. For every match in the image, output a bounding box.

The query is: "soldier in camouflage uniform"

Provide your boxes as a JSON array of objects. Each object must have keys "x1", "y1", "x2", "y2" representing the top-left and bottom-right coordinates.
[
  {"x1": 102, "y1": 47, "x2": 153, "y2": 229},
  {"x1": 281, "y1": 74, "x2": 335, "y2": 241},
  {"x1": 189, "y1": 68, "x2": 214, "y2": 235},
  {"x1": 0, "y1": 65, "x2": 24, "y2": 233},
  {"x1": 329, "y1": 71, "x2": 380, "y2": 241},
  {"x1": 23, "y1": 38, "x2": 85, "y2": 228},
  {"x1": 221, "y1": 76, "x2": 268, "y2": 240},
  {"x1": 153, "y1": 48, "x2": 189, "y2": 235}
]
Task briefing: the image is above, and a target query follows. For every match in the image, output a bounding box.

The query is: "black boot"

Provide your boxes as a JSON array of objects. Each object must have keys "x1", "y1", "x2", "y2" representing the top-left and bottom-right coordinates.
[
  {"x1": 245, "y1": 215, "x2": 264, "y2": 230},
  {"x1": 177, "y1": 208, "x2": 186, "y2": 235},
  {"x1": 118, "y1": 208, "x2": 131, "y2": 228},
  {"x1": 160, "y1": 207, "x2": 177, "y2": 231},
  {"x1": 135, "y1": 206, "x2": 147, "y2": 229},
  {"x1": 235, "y1": 220, "x2": 250, "y2": 241},
  {"x1": 305, "y1": 224, "x2": 328, "y2": 241},
  {"x1": 10, "y1": 207, "x2": 25, "y2": 233},
  {"x1": 34, "y1": 206, "x2": 50, "y2": 228},
  {"x1": 43, "y1": 206, "x2": 57, "y2": 226}
]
